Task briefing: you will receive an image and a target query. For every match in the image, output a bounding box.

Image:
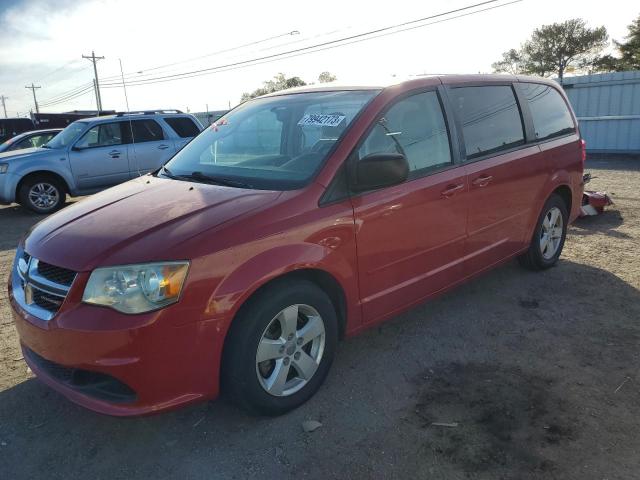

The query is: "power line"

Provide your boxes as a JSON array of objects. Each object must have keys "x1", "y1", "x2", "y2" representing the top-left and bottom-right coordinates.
[
  {"x1": 38, "y1": 81, "x2": 93, "y2": 104},
  {"x1": 25, "y1": 83, "x2": 41, "y2": 114},
  {"x1": 82, "y1": 50, "x2": 105, "y2": 111},
  {"x1": 99, "y1": 30, "x2": 301, "y2": 83},
  {"x1": 39, "y1": 84, "x2": 95, "y2": 108},
  {"x1": 102, "y1": 0, "x2": 519, "y2": 89},
  {"x1": 33, "y1": 32, "x2": 304, "y2": 110}
]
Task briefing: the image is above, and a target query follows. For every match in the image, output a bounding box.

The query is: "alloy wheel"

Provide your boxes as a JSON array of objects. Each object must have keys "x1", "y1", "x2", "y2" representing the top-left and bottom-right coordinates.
[
  {"x1": 255, "y1": 304, "x2": 326, "y2": 397},
  {"x1": 540, "y1": 206, "x2": 563, "y2": 260},
  {"x1": 28, "y1": 182, "x2": 59, "y2": 210}
]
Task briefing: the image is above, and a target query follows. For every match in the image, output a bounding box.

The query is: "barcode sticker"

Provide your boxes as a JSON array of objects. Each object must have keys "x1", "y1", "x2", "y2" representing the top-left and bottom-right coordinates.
[{"x1": 297, "y1": 114, "x2": 345, "y2": 127}]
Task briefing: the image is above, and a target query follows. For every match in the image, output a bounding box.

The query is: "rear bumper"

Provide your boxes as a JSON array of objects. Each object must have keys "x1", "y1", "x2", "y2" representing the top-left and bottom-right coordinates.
[{"x1": 10, "y1": 282, "x2": 227, "y2": 416}]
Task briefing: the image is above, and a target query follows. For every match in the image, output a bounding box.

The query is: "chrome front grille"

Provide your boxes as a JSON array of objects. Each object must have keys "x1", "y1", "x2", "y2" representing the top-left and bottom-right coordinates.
[{"x1": 12, "y1": 249, "x2": 76, "y2": 321}]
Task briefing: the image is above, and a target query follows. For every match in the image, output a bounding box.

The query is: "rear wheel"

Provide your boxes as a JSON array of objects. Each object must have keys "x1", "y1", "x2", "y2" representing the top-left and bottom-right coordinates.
[
  {"x1": 18, "y1": 175, "x2": 66, "y2": 214},
  {"x1": 222, "y1": 279, "x2": 338, "y2": 416},
  {"x1": 518, "y1": 193, "x2": 568, "y2": 270}
]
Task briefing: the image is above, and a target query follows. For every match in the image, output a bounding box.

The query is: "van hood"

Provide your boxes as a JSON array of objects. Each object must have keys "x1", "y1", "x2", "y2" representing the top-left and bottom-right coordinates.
[
  {"x1": 24, "y1": 176, "x2": 282, "y2": 271},
  {"x1": 0, "y1": 147, "x2": 51, "y2": 160}
]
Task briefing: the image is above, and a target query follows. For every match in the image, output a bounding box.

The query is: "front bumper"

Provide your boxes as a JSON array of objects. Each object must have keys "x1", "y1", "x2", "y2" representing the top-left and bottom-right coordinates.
[
  {"x1": 0, "y1": 172, "x2": 18, "y2": 204},
  {"x1": 9, "y1": 268, "x2": 226, "y2": 416}
]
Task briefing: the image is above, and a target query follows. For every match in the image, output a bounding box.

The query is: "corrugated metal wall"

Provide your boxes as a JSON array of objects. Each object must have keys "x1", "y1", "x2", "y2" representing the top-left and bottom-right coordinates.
[{"x1": 562, "y1": 71, "x2": 640, "y2": 153}]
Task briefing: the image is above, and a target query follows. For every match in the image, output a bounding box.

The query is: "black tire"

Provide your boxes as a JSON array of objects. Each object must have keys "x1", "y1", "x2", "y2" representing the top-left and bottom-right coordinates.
[
  {"x1": 222, "y1": 279, "x2": 338, "y2": 416},
  {"x1": 518, "y1": 193, "x2": 568, "y2": 270},
  {"x1": 18, "y1": 175, "x2": 66, "y2": 214}
]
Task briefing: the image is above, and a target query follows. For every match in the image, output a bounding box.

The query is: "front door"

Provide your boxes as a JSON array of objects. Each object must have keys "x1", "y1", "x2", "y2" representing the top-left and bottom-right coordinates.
[
  {"x1": 350, "y1": 90, "x2": 468, "y2": 323},
  {"x1": 69, "y1": 121, "x2": 130, "y2": 191}
]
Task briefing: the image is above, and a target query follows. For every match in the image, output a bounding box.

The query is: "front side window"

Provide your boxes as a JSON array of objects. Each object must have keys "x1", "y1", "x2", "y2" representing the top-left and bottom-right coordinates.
[
  {"x1": 162, "y1": 90, "x2": 379, "y2": 190},
  {"x1": 521, "y1": 83, "x2": 575, "y2": 140},
  {"x1": 76, "y1": 122, "x2": 124, "y2": 148},
  {"x1": 357, "y1": 91, "x2": 452, "y2": 176},
  {"x1": 451, "y1": 85, "x2": 524, "y2": 160}
]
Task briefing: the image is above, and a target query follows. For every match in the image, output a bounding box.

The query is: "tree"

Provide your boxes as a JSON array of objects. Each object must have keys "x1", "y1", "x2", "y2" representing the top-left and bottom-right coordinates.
[
  {"x1": 241, "y1": 73, "x2": 307, "y2": 102},
  {"x1": 491, "y1": 49, "x2": 524, "y2": 75},
  {"x1": 493, "y1": 19, "x2": 609, "y2": 83},
  {"x1": 616, "y1": 14, "x2": 640, "y2": 70},
  {"x1": 318, "y1": 71, "x2": 337, "y2": 83}
]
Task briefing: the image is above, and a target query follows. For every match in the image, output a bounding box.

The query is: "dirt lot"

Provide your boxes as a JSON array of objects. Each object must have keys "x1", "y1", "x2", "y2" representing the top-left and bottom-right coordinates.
[{"x1": 1, "y1": 157, "x2": 639, "y2": 479}]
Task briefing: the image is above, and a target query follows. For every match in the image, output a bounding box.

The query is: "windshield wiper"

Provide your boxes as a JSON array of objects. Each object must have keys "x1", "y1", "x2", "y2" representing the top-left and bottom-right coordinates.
[
  {"x1": 187, "y1": 171, "x2": 253, "y2": 189},
  {"x1": 41, "y1": 144, "x2": 51, "y2": 149},
  {"x1": 159, "y1": 167, "x2": 252, "y2": 189},
  {"x1": 159, "y1": 165, "x2": 179, "y2": 179}
]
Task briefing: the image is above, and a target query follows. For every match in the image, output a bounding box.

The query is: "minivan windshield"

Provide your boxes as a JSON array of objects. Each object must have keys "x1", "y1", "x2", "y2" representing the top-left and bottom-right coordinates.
[
  {"x1": 161, "y1": 90, "x2": 379, "y2": 190},
  {"x1": 45, "y1": 122, "x2": 87, "y2": 149}
]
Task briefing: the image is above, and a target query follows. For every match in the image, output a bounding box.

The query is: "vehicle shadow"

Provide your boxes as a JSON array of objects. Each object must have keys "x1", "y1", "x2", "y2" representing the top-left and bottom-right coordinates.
[
  {"x1": 570, "y1": 209, "x2": 630, "y2": 239},
  {"x1": 1, "y1": 259, "x2": 639, "y2": 479}
]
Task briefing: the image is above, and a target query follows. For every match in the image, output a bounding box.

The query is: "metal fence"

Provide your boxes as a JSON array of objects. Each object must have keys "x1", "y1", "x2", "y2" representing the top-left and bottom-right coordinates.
[{"x1": 562, "y1": 71, "x2": 640, "y2": 154}]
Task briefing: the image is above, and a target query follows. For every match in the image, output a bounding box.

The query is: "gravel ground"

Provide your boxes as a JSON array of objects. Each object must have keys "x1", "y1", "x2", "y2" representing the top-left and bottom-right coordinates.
[{"x1": 0, "y1": 156, "x2": 639, "y2": 479}]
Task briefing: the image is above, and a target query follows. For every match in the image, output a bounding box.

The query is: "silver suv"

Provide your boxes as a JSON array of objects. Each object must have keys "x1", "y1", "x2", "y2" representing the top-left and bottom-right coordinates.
[{"x1": 0, "y1": 110, "x2": 203, "y2": 213}]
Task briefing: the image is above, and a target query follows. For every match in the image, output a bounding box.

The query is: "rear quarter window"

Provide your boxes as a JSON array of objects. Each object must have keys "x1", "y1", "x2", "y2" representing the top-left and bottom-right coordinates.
[
  {"x1": 164, "y1": 117, "x2": 200, "y2": 138},
  {"x1": 521, "y1": 83, "x2": 576, "y2": 141},
  {"x1": 451, "y1": 85, "x2": 525, "y2": 160}
]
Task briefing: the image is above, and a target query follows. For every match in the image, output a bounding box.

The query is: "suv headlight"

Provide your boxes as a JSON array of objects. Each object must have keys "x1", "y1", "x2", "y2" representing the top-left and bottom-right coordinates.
[
  {"x1": 0, "y1": 163, "x2": 8, "y2": 174},
  {"x1": 82, "y1": 262, "x2": 189, "y2": 314}
]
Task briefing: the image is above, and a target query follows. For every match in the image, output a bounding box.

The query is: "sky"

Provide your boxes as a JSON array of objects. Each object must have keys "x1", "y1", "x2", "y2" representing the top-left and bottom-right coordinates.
[{"x1": 0, "y1": 0, "x2": 637, "y2": 116}]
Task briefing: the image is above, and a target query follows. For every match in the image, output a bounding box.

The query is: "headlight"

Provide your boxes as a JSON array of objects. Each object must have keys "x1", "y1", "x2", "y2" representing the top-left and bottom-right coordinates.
[
  {"x1": 82, "y1": 262, "x2": 189, "y2": 314},
  {"x1": 0, "y1": 163, "x2": 8, "y2": 174}
]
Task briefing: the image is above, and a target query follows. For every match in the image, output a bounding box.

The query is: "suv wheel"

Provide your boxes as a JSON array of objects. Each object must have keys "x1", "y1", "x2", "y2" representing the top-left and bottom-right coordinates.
[
  {"x1": 19, "y1": 175, "x2": 65, "y2": 214},
  {"x1": 222, "y1": 279, "x2": 338, "y2": 416},
  {"x1": 518, "y1": 193, "x2": 568, "y2": 270}
]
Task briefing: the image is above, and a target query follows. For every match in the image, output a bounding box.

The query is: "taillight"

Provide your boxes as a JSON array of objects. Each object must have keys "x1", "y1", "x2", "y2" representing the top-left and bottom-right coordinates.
[{"x1": 580, "y1": 138, "x2": 587, "y2": 167}]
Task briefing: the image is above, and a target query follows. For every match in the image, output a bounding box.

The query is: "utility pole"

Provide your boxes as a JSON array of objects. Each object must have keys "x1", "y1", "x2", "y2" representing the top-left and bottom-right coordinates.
[
  {"x1": 25, "y1": 84, "x2": 41, "y2": 114},
  {"x1": 0, "y1": 95, "x2": 8, "y2": 118},
  {"x1": 82, "y1": 50, "x2": 105, "y2": 111}
]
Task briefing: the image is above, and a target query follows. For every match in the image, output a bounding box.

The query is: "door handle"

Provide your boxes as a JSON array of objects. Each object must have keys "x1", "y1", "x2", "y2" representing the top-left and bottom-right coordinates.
[
  {"x1": 158, "y1": 144, "x2": 169, "y2": 150},
  {"x1": 472, "y1": 175, "x2": 493, "y2": 187},
  {"x1": 440, "y1": 183, "x2": 464, "y2": 198},
  {"x1": 109, "y1": 150, "x2": 120, "y2": 158}
]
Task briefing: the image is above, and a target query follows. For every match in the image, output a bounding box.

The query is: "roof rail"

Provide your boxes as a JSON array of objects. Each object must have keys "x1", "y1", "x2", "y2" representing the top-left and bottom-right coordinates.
[{"x1": 115, "y1": 109, "x2": 184, "y2": 117}]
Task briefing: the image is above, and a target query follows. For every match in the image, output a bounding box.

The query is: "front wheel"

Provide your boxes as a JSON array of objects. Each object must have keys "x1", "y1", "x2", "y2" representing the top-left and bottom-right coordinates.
[
  {"x1": 18, "y1": 175, "x2": 66, "y2": 214},
  {"x1": 222, "y1": 279, "x2": 338, "y2": 416},
  {"x1": 518, "y1": 193, "x2": 568, "y2": 270}
]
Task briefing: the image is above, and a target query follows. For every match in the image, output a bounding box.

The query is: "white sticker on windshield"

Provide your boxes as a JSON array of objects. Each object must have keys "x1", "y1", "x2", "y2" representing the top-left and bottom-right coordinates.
[{"x1": 297, "y1": 114, "x2": 346, "y2": 128}]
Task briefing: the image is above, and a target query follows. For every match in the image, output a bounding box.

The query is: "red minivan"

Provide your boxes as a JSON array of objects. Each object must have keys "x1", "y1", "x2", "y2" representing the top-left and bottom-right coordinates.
[{"x1": 9, "y1": 75, "x2": 584, "y2": 416}]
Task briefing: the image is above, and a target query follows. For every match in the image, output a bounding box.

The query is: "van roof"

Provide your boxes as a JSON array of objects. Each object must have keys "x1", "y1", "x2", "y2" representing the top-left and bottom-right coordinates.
[{"x1": 261, "y1": 74, "x2": 559, "y2": 98}]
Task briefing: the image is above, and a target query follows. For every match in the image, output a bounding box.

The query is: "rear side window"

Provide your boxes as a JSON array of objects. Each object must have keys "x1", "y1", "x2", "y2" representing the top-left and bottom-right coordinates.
[
  {"x1": 357, "y1": 91, "x2": 452, "y2": 176},
  {"x1": 521, "y1": 83, "x2": 575, "y2": 140},
  {"x1": 451, "y1": 86, "x2": 524, "y2": 160},
  {"x1": 128, "y1": 120, "x2": 164, "y2": 143},
  {"x1": 164, "y1": 117, "x2": 200, "y2": 138}
]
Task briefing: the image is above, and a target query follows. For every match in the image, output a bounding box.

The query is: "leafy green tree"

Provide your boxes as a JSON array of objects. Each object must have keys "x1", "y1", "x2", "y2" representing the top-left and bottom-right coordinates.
[
  {"x1": 493, "y1": 19, "x2": 609, "y2": 83},
  {"x1": 616, "y1": 14, "x2": 640, "y2": 70},
  {"x1": 491, "y1": 49, "x2": 524, "y2": 74},
  {"x1": 318, "y1": 71, "x2": 337, "y2": 83},
  {"x1": 241, "y1": 73, "x2": 307, "y2": 102}
]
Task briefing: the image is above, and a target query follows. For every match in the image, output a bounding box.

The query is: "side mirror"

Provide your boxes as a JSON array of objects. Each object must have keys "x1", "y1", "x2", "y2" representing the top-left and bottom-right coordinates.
[
  {"x1": 350, "y1": 153, "x2": 409, "y2": 193},
  {"x1": 71, "y1": 145, "x2": 83, "y2": 152}
]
